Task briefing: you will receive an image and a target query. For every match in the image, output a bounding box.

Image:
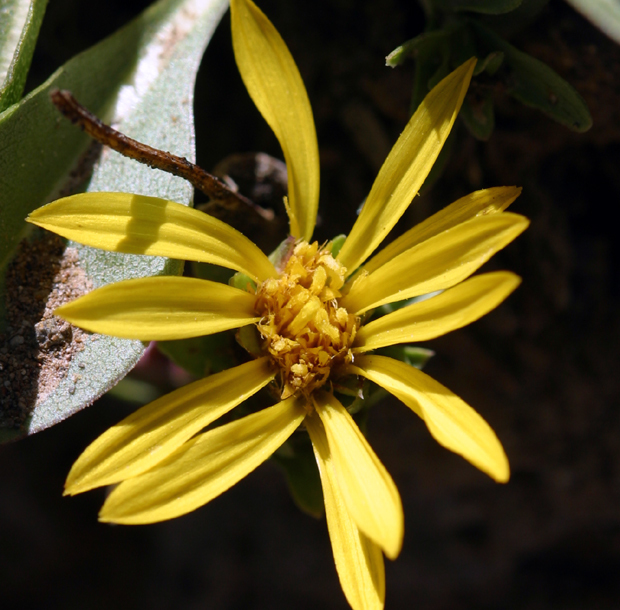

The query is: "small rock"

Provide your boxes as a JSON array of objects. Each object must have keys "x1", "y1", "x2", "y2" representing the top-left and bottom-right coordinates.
[
  {"x1": 34, "y1": 318, "x2": 73, "y2": 350},
  {"x1": 10, "y1": 335, "x2": 24, "y2": 347}
]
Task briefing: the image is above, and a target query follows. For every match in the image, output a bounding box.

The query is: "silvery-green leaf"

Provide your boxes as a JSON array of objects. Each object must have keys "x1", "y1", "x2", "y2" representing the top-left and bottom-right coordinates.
[
  {"x1": 565, "y1": 0, "x2": 620, "y2": 45},
  {"x1": 0, "y1": 0, "x2": 47, "y2": 111},
  {"x1": 0, "y1": 0, "x2": 229, "y2": 441}
]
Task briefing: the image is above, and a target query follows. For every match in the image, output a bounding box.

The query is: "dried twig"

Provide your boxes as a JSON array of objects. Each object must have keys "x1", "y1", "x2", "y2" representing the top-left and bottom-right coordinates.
[{"x1": 50, "y1": 89, "x2": 271, "y2": 220}]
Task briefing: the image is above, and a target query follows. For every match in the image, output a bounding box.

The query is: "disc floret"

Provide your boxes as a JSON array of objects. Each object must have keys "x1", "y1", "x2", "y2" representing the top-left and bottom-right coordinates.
[{"x1": 254, "y1": 241, "x2": 359, "y2": 399}]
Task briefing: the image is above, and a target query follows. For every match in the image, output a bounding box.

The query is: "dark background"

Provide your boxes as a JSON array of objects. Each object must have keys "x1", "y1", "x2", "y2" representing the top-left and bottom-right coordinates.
[{"x1": 2, "y1": 0, "x2": 620, "y2": 608}]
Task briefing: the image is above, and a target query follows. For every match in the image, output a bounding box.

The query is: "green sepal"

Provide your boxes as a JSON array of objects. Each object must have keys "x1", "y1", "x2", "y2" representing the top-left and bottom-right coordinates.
[
  {"x1": 268, "y1": 235, "x2": 297, "y2": 270},
  {"x1": 377, "y1": 345, "x2": 435, "y2": 370},
  {"x1": 273, "y1": 432, "x2": 325, "y2": 518},
  {"x1": 332, "y1": 375, "x2": 389, "y2": 419},
  {"x1": 157, "y1": 332, "x2": 238, "y2": 378},
  {"x1": 192, "y1": 261, "x2": 235, "y2": 284},
  {"x1": 332, "y1": 374, "x2": 366, "y2": 414},
  {"x1": 327, "y1": 234, "x2": 347, "y2": 258},
  {"x1": 229, "y1": 271, "x2": 257, "y2": 293},
  {"x1": 474, "y1": 51, "x2": 504, "y2": 76},
  {"x1": 236, "y1": 324, "x2": 264, "y2": 358}
]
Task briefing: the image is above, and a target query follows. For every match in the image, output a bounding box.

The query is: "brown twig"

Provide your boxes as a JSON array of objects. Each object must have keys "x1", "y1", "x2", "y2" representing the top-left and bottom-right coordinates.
[{"x1": 50, "y1": 89, "x2": 271, "y2": 219}]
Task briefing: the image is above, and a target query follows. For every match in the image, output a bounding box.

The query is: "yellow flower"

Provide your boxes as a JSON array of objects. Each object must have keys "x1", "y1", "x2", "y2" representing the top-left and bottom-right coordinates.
[{"x1": 27, "y1": 1, "x2": 528, "y2": 608}]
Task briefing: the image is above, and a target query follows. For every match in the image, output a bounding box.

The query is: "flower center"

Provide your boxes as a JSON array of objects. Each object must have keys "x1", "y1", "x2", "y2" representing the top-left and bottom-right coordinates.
[{"x1": 254, "y1": 241, "x2": 359, "y2": 399}]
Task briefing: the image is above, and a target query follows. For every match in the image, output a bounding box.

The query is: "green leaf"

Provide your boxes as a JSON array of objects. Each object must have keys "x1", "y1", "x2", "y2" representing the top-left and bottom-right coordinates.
[
  {"x1": 385, "y1": 30, "x2": 449, "y2": 68},
  {"x1": 565, "y1": 0, "x2": 620, "y2": 45},
  {"x1": 477, "y1": 0, "x2": 552, "y2": 38},
  {"x1": 471, "y1": 21, "x2": 592, "y2": 132},
  {"x1": 0, "y1": 0, "x2": 48, "y2": 111},
  {"x1": 0, "y1": 0, "x2": 229, "y2": 441},
  {"x1": 473, "y1": 51, "x2": 504, "y2": 76},
  {"x1": 433, "y1": 0, "x2": 522, "y2": 14}
]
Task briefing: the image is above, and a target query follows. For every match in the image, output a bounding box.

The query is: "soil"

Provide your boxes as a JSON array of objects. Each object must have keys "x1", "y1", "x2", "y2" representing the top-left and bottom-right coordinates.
[{"x1": 0, "y1": 233, "x2": 91, "y2": 430}]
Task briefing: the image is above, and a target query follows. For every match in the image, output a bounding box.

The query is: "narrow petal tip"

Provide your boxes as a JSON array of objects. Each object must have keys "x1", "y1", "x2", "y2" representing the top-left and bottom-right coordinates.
[
  {"x1": 98, "y1": 509, "x2": 126, "y2": 525},
  {"x1": 490, "y1": 454, "x2": 510, "y2": 484}
]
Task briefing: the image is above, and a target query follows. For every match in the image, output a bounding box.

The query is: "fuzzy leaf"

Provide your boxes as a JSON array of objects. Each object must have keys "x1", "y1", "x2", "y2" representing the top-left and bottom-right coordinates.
[
  {"x1": 0, "y1": 0, "x2": 47, "y2": 111},
  {"x1": 0, "y1": 0, "x2": 229, "y2": 441},
  {"x1": 565, "y1": 0, "x2": 620, "y2": 45}
]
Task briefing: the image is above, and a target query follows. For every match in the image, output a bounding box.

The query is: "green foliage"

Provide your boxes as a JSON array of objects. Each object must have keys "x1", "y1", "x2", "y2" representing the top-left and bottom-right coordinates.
[
  {"x1": 0, "y1": 0, "x2": 48, "y2": 111},
  {"x1": 0, "y1": 0, "x2": 229, "y2": 440},
  {"x1": 472, "y1": 21, "x2": 592, "y2": 132},
  {"x1": 388, "y1": 0, "x2": 592, "y2": 140},
  {"x1": 433, "y1": 0, "x2": 522, "y2": 15}
]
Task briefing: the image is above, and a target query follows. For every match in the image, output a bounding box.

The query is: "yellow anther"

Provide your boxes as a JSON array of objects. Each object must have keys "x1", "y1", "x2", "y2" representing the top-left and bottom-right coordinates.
[{"x1": 254, "y1": 241, "x2": 359, "y2": 398}]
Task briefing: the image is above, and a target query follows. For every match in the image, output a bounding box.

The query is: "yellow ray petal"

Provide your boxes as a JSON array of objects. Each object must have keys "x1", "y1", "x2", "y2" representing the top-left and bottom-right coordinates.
[
  {"x1": 342, "y1": 212, "x2": 528, "y2": 315},
  {"x1": 65, "y1": 358, "x2": 275, "y2": 495},
  {"x1": 349, "y1": 355, "x2": 509, "y2": 483},
  {"x1": 99, "y1": 396, "x2": 306, "y2": 524},
  {"x1": 337, "y1": 58, "x2": 476, "y2": 273},
  {"x1": 27, "y1": 192, "x2": 276, "y2": 282},
  {"x1": 313, "y1": 392, "x2": 403, "y2": 559},
  {"x1": 354, "y1": 272, "x2": 521, "y2": 352},
  {"x1": 363, "y1": 186, "x2": 521, "y2": 274},
  {"x1": 306, "y1": 415, "x2": 385, "y2": 610},
  {"x1": 55, "y1": 276, "x2": 259, "y2": 340},
  {"x1": 231, "y1": 0, "x2": 319, "y2": 241}
]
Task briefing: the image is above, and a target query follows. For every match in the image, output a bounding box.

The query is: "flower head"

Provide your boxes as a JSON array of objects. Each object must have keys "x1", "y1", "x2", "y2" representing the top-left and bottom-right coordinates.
[
  {"x1": 255, "y1": 240, "x2": 359, "y2": 399},
  {"x1": 27, "y1": 1, "x2": 528, "y2": 608}
]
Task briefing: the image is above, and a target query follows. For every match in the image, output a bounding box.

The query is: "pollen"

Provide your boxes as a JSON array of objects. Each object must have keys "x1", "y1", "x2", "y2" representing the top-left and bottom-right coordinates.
[{"x1": 254, "y1": 241, "x2": 359, "y2": 399}]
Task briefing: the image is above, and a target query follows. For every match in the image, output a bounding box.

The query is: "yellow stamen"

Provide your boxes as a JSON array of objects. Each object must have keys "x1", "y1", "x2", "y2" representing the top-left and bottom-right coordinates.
[{"x1": 254, "y1": 241, "x2": 359, "y2": 398}]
